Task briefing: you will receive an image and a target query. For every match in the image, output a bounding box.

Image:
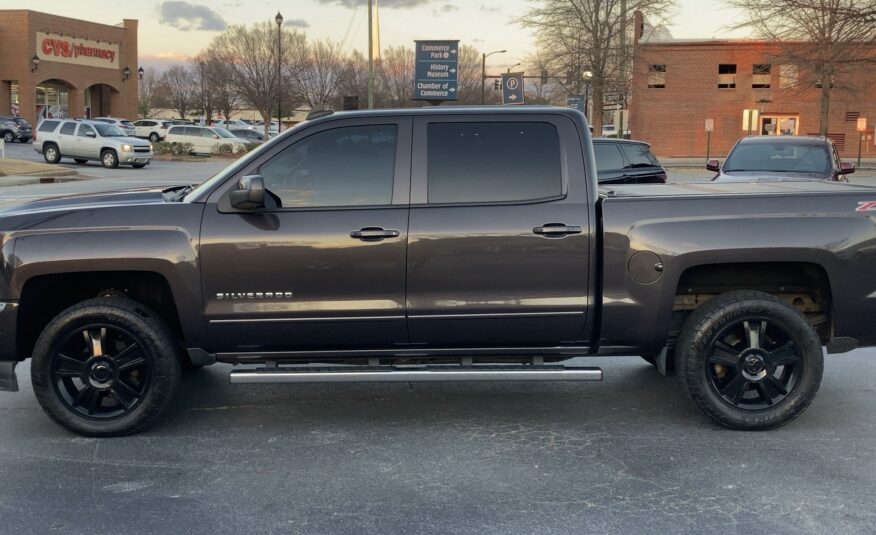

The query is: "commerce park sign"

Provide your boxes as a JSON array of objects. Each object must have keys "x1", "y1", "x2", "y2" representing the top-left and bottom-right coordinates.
[{"x1": 36, "y1": 32, "x2": 119, "y2": 70}]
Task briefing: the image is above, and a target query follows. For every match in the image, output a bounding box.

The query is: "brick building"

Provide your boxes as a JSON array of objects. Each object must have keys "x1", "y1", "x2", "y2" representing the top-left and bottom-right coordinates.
[
  {"x1": 630, "y1": 34, "x2": 876, "y2": 157},
  {"x1": 0, "y1": 10, "x2": 139, "y2": 127}
]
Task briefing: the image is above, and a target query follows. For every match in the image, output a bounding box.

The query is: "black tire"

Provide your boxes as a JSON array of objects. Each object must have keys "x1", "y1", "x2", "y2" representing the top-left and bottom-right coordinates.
[
  {"x1": 3, "y1": 131, "x2": 13, "y2": 143},
  {"x1": 149, "y1": 132, "x2": 160, "y2": 142},
  {"x1": 675, "y1": 290, "x2": 823, "y2": 430},
  {"x1": 31, "y1": 297, "x2": 182, "y2": 437},
  {"x1": 74, "y1": 158, "x2": 88, "y2": 165},
  {"x1": 43, "y1": 143, "x2": 61, "y2": 164},
  {"x1": 131, "y1": 163, "x2": 148, "y2": 169},
  {"x1": 101, "y1": 149, "x2": 119, "y2": 169}
]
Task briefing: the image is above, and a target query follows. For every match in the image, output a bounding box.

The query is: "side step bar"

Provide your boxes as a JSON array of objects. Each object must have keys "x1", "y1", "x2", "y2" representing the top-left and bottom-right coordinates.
[{"x1": 230, "y1": 365, "x2": 603, "y2": 384}]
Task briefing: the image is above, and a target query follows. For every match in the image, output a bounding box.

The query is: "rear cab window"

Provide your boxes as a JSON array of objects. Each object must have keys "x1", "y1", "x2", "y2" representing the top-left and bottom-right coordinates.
[
  {"x1": 38, "y1": 120, "x2": 60, "y2": 133},
  {"x1": 425, "y1": 122, "x2": 562, "y2": 204}
]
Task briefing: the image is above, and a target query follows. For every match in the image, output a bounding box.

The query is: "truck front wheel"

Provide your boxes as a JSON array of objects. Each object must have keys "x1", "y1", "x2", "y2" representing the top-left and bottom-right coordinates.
[
  {"x1": 30, "y1": 297, "x2": 182, "y2": 437},
  {"x1": 675, "y1": 290, "x2": 823, "y2": 430}
]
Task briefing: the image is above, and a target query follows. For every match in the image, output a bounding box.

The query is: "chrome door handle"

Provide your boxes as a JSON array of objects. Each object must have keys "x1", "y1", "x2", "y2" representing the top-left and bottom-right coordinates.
[
  {"x1": 350, "y1": 227, "x2": 401, "y2": 241},
  {"x1": 533, "y1": 224, "x2": 583, "y2": 237}
]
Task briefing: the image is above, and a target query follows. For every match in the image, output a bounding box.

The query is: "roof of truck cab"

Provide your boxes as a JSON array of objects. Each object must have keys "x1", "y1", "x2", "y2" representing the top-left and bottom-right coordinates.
[{"x1": 306, "y1": 106, "x2": 585, "y2": 123}]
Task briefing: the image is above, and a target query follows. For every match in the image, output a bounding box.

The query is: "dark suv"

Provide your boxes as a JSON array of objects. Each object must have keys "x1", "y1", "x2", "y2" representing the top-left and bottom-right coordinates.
[
  {"x1": 593, "y1": 139, "x2": 666, "y2": 184},
  {"x1": 708, "y1": 136, "x2": 855, "y2": 182},
  {"x1": 0, "y1": 115, "x2": 33, "y2": 143}
]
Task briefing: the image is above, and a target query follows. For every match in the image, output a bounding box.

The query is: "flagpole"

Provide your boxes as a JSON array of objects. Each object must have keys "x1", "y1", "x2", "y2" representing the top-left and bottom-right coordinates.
[{"x1": 367, "y1": 0, "x2": 374, "y2": 109}]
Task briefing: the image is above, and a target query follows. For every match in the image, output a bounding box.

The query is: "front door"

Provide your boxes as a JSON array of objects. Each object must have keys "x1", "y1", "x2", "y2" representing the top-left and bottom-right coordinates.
[
  {"x1": 75, "y1": 123, "x2": 99, "y2": 157},
  {"x1": 405, "y1": 115, "x2": 594, "y2": 348},
  {"x1": 199, "y1": 117, "x2": 412, "y2": 353}
]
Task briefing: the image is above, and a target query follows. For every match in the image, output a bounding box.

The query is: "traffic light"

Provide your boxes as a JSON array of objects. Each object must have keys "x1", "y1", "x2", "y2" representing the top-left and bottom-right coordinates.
[{"x1": 494, "y1": 79, "x2": 501, "y2": 90}]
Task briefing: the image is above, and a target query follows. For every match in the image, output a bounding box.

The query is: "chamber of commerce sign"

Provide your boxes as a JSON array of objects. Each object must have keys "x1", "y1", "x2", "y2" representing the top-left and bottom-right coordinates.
[{"x1": 36, "y1": 32, "x2": 119, "y2": 70}]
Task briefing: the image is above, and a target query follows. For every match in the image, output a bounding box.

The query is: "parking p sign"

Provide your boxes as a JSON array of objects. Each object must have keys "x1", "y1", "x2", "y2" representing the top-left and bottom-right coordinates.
[{"x1": 502, "y1": 72, "x2": 525, "y2": 105}]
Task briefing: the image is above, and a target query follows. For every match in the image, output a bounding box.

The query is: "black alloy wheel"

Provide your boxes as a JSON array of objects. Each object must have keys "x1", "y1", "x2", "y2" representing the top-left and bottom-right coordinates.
[
  {"x1": 705, "y1": 318, "x2": 802, "y2": 411},
  {"x1": 676, "y1": 290, "x2": 823, "y2": 430},
  {"x1": 3, "y1": 131, "x2": 13, "y2": 143},
  {"x1": 50, "y1": 324, "x2": 151, "y2": 419}
]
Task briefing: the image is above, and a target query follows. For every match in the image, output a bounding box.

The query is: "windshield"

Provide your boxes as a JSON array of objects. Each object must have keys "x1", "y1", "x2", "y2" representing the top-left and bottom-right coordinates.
[
  {"x1": 93, "y1": 124, "x2": 125, "y2": 137},
  {"x1": 214, "y1": 127, "x2": 237, "y2": 139},
  {"x1": 121, "y1": 121, "x2": 134, "y2": 127},
  {"x1": 724, "y1": 142, "x2": 831, "y2": 174},
  {"x1": 13, "y1": 118, "x2": 30, "y2": 126}
]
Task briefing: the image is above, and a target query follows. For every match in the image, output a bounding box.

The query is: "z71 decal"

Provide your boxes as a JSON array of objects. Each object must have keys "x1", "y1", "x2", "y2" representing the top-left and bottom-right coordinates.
[{"x1": 857, "y1": 201, "x2": 876, "y2": 212}]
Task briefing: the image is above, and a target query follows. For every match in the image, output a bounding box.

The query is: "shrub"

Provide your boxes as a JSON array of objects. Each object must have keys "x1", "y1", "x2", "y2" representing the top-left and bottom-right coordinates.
[
  {"x1": 152, "y1": 141, "x2": 194, "y2": 155},
  {"x1": 213, "y1": 143, "x2": 235, "y2": 155}
]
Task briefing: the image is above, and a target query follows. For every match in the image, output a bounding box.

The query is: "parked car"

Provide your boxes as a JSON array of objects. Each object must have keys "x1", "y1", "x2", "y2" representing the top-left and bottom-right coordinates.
[
  {"x1": 32, "y1": 119, "x2": 153, "y2": 168},
  {"x1": 92, "y1": 117, "x2": 136, "y2": 137},
  {"x1": 708, "y1": 136, "x2": 855, "y2": 182},
  {"x1": 132, "y1": 119, "x2": 171, "y2": 142},
  {"x1": 4, "y1": 107, "x2": 876, "y2": 437},
  {"x1": 254, "y1": 120, "x2": 280, "y2": 133},
  {"x1": 164, "y1": 125, "x2": 247, "y2": 154},
  {"x1": 0, "y1": 115, "x2": 33, "y2": 143},
  {"x1": 229, "y1": 128, "x2": 266, "y2": 143},
  {"x1": 600, "y1": 125, "x2": 630, "y2": 138},
  {"x1": 593, "y1": 139, "x2": 667, "y2": 184},
  {"x1": 213, "y1": 119, "x2": 251, "y2": 130}
]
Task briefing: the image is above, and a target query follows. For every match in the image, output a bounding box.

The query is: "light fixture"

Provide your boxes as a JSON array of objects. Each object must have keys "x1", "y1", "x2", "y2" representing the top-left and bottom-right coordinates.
[
  {"x1": 30, "y1": 55, "x2": 40, "y2": 72},
  {"x1": 122, "y1": 65, "x2": 131, "y2": 81},
  {"x1": 275, "y1": 11, "x2": 283, "y2": 26},
  {"x1": 138, "y1": 66, "x2": 144, "y2": 80}
]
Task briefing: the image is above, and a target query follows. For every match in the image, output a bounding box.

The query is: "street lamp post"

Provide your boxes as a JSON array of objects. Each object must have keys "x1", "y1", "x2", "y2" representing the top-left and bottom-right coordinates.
[
  {"x1": 481, "y1": 49, "x2": 506, "y2": 105},
  {"x1": 507, "y1": 62, "x2": 521, "y2": 74},
  {"x1": 275, "y1": 11, "x2": 283, "y2": 133}
]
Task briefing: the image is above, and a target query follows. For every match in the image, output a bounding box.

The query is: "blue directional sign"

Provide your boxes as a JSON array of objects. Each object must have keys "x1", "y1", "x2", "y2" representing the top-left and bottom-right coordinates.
[
  {"x1": 566, "y1": 95, "x2": 586, "y2": 112},
  {"x1": 502, "y1": 72, "x2": 525, "y2": 105},
  {"x1": 414, "y1": 40, "x2": 459, "y2": 101}
]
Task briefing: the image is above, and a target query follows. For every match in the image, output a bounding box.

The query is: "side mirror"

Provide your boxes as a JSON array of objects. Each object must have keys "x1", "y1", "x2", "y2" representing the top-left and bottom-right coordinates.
[
  {"x1": 706, "y1": 159, "x2": 720, "y2": 172},
  {"x1": 213, "y1": 134, "x2": 220, "y2": 139},
  {"x1": 229, "y1": 175, "x2": 265, "y2": 210},
  {"x1": 86, "y1": 131, "x2": 96, "y2": 138},
  {"x1": 840, "y1": 161, "x2": 856, "y2": 175}
]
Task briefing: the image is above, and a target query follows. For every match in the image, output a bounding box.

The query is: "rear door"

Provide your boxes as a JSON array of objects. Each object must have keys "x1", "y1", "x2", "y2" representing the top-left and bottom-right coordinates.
[
  {"x1": 406, "y1": 114, "x2": 593, "y2": 348},
  {"x1": 57, "y1": 121, "x2": 78, "y2": 155}
]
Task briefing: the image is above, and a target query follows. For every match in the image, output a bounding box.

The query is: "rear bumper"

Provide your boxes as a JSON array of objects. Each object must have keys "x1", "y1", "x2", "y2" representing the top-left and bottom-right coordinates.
[{"x1": 0, "y1": 361, "x2": 17, "y2": 392}]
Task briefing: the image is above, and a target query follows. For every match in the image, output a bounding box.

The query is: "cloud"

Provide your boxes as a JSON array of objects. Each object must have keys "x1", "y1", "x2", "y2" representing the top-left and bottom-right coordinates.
[
  {"x1": 432, "y1": 3, "x2": 458, "y2": 15},
  {"x1": 315, "y1": 0, "x2": 430, "y2": 8},
  {"x1": 285, "y1": 18, "x2": 309, "y2": 28},
  {"x1": 159, "y1": 1, "x2": 227, "y2": 31},
  {"x1": 155, "y1": 50, "x2": 192, "y2": 61},
  {"x1": 479, "y1": 4, "x2": 502, "y2": 14}
]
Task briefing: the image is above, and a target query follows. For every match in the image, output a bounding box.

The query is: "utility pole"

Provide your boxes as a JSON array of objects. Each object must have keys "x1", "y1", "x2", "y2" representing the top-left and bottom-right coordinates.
[
  {"x1": 618, "y1": 0, "x2": 627, "y2": 138},
  {"x1": 481, "y1": 49, "x2": 506, "y2": 105},
  {"x1": 367, "y1": 0, "x2": 374, "y2": 109}
]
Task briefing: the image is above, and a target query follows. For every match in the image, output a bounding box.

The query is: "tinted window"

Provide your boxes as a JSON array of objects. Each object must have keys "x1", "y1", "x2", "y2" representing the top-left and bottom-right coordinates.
[
  {"x1": 167, "y1": 126, "x2": 181, "y2": 135},
  {"x1": 38, "y1": 120, "x2": 60, "y2": 132},
  {"x1": 77, "y1": 124, "x2": 95, "y2": 137},
  {"x1": 201, "y1": 128, "x2": 216, "y2": 138},
  {"x1": 59, "y1": 122, "x2": 77, "y2": 135},
  {"x1": 259, "y1": 124, "x2": 397, "y2": 208},
  {"x1": 724, "y1": 142, "x2": 832, "y2": 174},
  {"x1": 620, "y1": 144, "x2": 660, "y2": 167},
  {"x1": 182, "y1": 127, "x2": 197, "y2": 136},
  {"x1": 594, "y1": 143, "x2": 625, "y2": 171},
  {"x1": 427, "y1": 122, "x2": 562, "y2": 204}
]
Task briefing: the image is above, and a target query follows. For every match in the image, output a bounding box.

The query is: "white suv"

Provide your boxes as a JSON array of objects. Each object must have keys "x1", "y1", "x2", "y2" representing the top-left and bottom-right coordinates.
[
  {"x1": 164, "y1": 125, "x2": 246, "y2": 154},
  {"x1": 133, "y1": 119, "x2": 171, "y2": 142},
  {"x1": 33, "y1": 119, "x2": 153, "y2": 168},
  {"x1": 93, "y1": 117, "x2": 136, "y2": 137}
]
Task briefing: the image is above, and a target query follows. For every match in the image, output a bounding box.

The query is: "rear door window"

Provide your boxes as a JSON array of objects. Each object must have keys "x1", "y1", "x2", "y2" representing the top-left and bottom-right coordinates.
[
  {"x1": 426, "y1": 122, "x2": 562, "y2": 204},
  {"x1": 619, "y1": 143, "x2": 660, "y2": 168},
  {"x1": 59, "y1": 122, "x2": 77, "y2": 135},
  {"x1": 77, "y1": 124, "x2": 95, "y2": 137},
  {"x1": 593, "y1": 143, "x2": 626, "y2": 171}
]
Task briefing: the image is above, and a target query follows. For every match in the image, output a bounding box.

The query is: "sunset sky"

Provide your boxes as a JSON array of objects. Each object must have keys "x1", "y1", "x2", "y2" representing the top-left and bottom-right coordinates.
[{"x1": 1, "y1": 0, "x2": 750, "y2": 70}]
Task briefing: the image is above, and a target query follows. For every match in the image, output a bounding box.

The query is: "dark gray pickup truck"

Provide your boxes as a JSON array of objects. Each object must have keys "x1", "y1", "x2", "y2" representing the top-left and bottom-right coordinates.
[{"x1": 1, "y1": 106, "x2": 875, "y2": 436}]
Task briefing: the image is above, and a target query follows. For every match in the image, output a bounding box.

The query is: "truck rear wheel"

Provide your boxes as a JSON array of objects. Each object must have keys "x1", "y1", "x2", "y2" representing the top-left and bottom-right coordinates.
[
  {"x1": 675, "y1": 290, "x2": 823, "y2": 430},
  {"x1": 30, "y1": 297, "x2": 182, "y2": 437}
]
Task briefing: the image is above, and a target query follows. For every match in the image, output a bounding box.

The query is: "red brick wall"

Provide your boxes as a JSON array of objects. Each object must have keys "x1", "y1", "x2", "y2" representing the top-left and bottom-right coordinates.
[
  {"x1": 631, "y1": 40, "x2": 876, "y2": 158},
  {"x1": 0, "y1": 10, "x2": 138, "y2": 126}
]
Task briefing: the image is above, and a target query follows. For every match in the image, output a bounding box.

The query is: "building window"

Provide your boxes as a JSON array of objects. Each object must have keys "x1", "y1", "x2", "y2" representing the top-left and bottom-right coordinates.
[
  {"x1": 779, "y1": 64, "x2": 798, "y2": 89},
  {"x1": 718, "y1": 64, "x2": 737, "y2": 88},
  {"x1": 648, "y1": 64, "x2": 666, "y2": 88},
  {"x1": 752, "y1": 64, "x2": 771, "y2": 88}
]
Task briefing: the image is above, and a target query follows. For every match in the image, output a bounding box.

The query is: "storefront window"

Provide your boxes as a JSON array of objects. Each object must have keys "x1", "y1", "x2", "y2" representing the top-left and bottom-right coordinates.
[
  {"x1": 34, "y1": 80, "x2": 69, "y2": 120},
  {"x1": 10, "y1": 81, "x2": 20, "y2": 116}
]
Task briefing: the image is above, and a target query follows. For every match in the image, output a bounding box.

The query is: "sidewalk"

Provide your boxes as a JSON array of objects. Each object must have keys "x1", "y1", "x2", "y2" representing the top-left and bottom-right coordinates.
[
  {"x1": 0, "y1": 158, "x2": 79, "y2": 186},
  {"x1": 660, "y1": 156, "x2": 876, "y2": 170}
]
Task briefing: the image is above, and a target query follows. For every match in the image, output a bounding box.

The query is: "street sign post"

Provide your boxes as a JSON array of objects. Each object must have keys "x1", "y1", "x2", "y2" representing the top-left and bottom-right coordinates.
[
  {"x1": 705, "y1": 118, "x2": 714, "y2": 161},
  {"x1": 857, "y1": 117, "x2": 867, "y2": 166},
  {"x1": 413, "y1": 40, "x2": 459, "y2": 102},
  {"x1": 501, "y1": 72, "x2": 525, "y2": 105}
]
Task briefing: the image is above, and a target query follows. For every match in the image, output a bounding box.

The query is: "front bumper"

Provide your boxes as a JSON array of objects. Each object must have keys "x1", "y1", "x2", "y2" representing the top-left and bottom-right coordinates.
[
  {"x1": 12, "y1": 131, "x2": 32, "y2": 141},
  {"x1": 122, "y1": 152, "x2": 153, "y2": 165}
]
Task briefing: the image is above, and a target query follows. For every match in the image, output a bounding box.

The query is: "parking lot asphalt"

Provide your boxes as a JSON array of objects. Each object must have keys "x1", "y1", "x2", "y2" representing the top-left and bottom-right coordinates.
[{"x1": 1, "y1": 351, "x2": 875, "y2": 534}]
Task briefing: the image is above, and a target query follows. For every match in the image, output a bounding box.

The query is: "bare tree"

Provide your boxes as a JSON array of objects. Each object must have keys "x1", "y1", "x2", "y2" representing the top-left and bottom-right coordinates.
[
  {"x1": 192, "y1": 56, "x2": 214, "y2": 123},
  {"x1": 288, "y1": 39, "x2": 346, "y2": 110},
  {"x1": 202, "y1": 52, "x2": 244, "y2": 121},
  {"x1": 377, "y1": 46, "x2": 415, "y2": 107},
  {"x1": 209, "y1": 22, "x2": 295, "y2": 137},
  {"x1": 456, "y1": 45, "x2": 486, "y2": 104},
  {"x1": 337, "y1": 50, "x2": 370, "y2": 109},
  {"x1": 160, "y1": 65, "x2": 197, "y2": 120},
  {"x1": 518, "y1": 0, "x2": 674, "y2": 133},
  {"x1": 524, "y1": 51, "x2": 563, "y2": 105},
  {"x1": 726, "y1": 0, "x2": 876, "y2": 135},
  {"x1": 137, "y1": 67, "x2": 159, "y2": 118}
]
